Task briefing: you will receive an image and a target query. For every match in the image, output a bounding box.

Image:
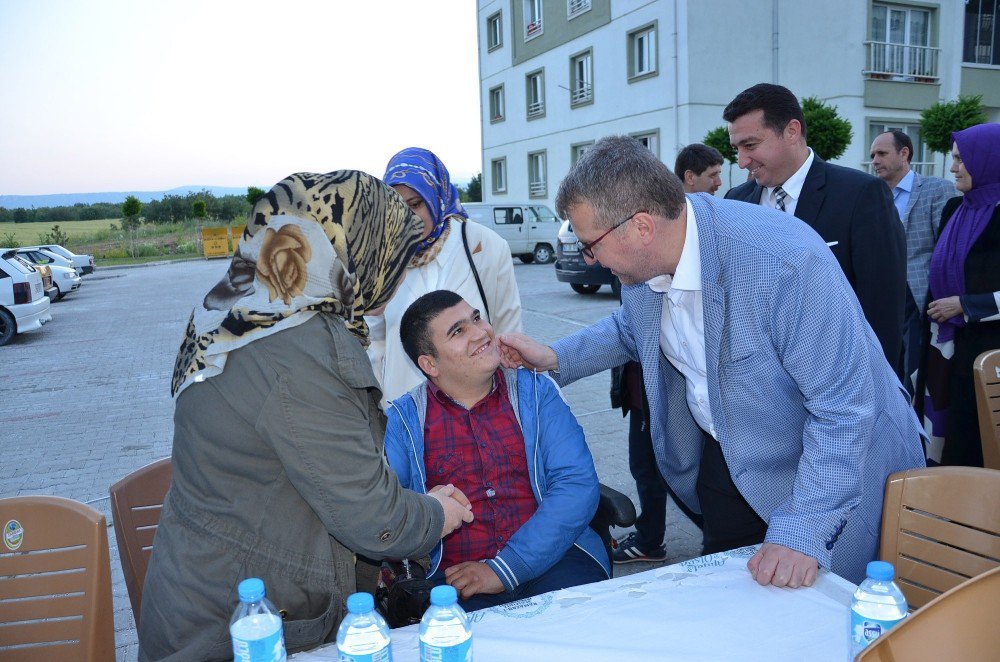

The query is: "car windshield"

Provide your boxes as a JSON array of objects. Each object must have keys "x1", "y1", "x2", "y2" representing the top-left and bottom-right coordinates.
[
  {"x1": 2, "y1": 255, "x2": 35, "y2": 275},
  {"x1": 530, "y1": 206, "x2": 559, "y2": 222}
]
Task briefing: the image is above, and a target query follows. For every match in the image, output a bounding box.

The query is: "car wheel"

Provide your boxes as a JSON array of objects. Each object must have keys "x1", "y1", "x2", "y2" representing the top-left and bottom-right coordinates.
[
  {"x1": 519, "y1": 254, "x2": 535, "y2": 264},
  {"x1": 571, "y1": 283, "x2": 601, "y2": 294},
  {"x1": 54, "y1": 284, "x2": 64, "y2": 301},
  {"x1": 533, "y1": 244, "x2": 554, "y2": 264},
  {"x1": 0, "y1": 309, "x2": 15, "y2": 346}
]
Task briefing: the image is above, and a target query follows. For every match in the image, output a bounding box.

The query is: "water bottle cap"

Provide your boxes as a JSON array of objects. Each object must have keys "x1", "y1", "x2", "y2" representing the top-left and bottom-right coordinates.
[
  {"x1": 866, "y1": 561, "x2": 895, "y2": 581},
  {"x1": 430, "y1": 585, "x2": 458, "y2": 606},
  {"x1": 346, "y1": 592, "x2": 375, "y2": 613},
  {"x1": 238, "y1": 578, "x2": 266, "y2": 602}
]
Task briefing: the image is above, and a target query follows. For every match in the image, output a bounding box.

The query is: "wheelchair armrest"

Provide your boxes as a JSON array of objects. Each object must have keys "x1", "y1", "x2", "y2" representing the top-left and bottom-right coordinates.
[{"x1": 597, "y1": 483, "x2": 636, "y2": 529}]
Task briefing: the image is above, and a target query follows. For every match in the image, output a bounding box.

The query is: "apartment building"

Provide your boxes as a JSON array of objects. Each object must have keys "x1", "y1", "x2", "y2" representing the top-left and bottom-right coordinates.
[{"x1": 477, "y1": 0, "x2": 1000, "y2": 208}]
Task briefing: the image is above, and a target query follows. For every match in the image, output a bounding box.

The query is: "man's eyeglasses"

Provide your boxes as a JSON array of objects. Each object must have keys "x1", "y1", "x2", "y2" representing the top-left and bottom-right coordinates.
[{"x1": 576, "y1": 210, "x2": 646, "y2": 259}]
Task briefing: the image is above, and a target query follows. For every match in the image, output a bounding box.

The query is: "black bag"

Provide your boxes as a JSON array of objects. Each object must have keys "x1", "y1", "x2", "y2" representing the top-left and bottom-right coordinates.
[{"x1": 375, "y1": 559, "x2": 435, "y2": 628}]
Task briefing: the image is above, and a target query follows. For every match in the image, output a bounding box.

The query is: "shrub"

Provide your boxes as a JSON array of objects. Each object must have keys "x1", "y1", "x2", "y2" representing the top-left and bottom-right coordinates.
[{"x1": 1, "y1": 232, "x2": 21, "y2": 248}]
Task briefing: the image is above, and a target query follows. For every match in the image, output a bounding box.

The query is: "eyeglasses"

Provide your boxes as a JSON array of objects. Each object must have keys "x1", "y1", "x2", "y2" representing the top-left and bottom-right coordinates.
[{"x1": 576, "y1": 210, "x2": 646, "y2": 259}]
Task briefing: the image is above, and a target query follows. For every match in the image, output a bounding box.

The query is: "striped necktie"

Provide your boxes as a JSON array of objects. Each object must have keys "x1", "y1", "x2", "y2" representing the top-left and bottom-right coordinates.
[{"x1": 774, "y1": 186, "x2": 788, "y2": 212}]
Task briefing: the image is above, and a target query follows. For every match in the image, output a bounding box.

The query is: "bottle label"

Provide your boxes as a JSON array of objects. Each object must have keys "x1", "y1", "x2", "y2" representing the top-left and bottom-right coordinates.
[
  {"x1": 232, "y1": 627, "x2": 286, "y2": 662},
  {"x1": 850, "y1": 610, "x2": 904, "y2": 649},
  {"x1": 420, "y1": 639, "x2": 472, "y2": 662},
  {"x1": 339, "y1": 645, "x2": 392, "y2": 662}
]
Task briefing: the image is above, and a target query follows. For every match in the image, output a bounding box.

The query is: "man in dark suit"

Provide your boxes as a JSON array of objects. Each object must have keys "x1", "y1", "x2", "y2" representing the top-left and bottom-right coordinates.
[{"x1": 723, "y1": 83, "x2": 907, "y2": 376}]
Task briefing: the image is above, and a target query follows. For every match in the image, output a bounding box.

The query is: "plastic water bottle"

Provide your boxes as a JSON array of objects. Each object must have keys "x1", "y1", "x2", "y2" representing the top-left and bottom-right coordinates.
[
  {"x1": 849, "y1": 561, "x2": 908, "y2": 656},
  {"x1": 419, "y1": 585, "x2": 472, "y2": 662},
  {"x1": 336, "y1": 592, "x2": 393, "y2": 662},
  {"x1": 230, "y1": 577, "x2": 287, "y2": 662}
]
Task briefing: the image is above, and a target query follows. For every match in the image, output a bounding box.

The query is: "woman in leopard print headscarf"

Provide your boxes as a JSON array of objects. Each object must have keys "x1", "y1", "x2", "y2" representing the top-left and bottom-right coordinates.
[{"x1": 140, "y1": 171, "x2": 474, "y2": 661}]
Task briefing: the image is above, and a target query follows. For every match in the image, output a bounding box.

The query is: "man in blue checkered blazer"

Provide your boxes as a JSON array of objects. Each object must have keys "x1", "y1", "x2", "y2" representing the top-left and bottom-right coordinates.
[
  {"x1": 500, "y1": 136, "x2": 926, "y2": 587},
  {"x1": 870, "y1": 130, "x2": 958, "y2": 390}
]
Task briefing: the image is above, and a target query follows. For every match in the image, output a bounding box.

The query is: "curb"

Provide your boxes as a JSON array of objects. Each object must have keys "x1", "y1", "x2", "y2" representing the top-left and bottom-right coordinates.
[{"x1": 99, "y1": 256, "x2": 210, "y2": 271}]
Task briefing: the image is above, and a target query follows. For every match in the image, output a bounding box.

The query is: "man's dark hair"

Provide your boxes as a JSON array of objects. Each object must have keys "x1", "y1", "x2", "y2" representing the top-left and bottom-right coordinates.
[
  {"x1": 722, "y1": 83, "x2": 807, "y2": 140},
  {"x1": 400, "y1": 289, "x2": 464, "y2": 370},
  {"x1": 888, "y1": 130, "x2": 914, "y2": 163},
  {"x1": 674, "y1": 144, "x2": 724, "y2": 179}
]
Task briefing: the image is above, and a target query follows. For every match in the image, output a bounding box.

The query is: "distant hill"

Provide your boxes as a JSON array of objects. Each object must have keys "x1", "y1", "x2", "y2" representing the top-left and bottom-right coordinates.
[{"x1": 0, "y1": 186, "x2": 252, "y2": 209}]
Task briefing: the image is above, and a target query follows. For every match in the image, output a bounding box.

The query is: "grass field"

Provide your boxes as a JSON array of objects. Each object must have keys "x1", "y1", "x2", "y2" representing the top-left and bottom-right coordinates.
[{"x1": 0, "y1": 219, "x2": 119, "y2": 247}]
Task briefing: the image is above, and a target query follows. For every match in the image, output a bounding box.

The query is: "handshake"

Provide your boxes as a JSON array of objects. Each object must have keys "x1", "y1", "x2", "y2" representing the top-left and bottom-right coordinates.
[{"x1": 427, "y1": 484, "x2": 475, "y2": 537}]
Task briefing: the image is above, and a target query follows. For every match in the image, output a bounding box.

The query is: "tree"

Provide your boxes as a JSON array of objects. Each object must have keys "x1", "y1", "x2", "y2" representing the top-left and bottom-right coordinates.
[
  {"x1": 801, "y1": 97, "x2": 853, "y2": 161},
  {"x1": 246, "y1": 186, "x2": 266, "y2": 206},
  {"x1": 121, "y1": 195, "x2": 143, "y2": 258},
  {"x1": 192, "y1": 200, "x2": 207, "y2": 220},
  {"x1": 703, "y1": 126, "x2": 738, "y2": 182},
  {"x1": 920, "y1": 94, "x2": 987, "y2": 172},
  {"x1": 12, "y1": 208, "x2": 29, "y2": 224},
  {"x1": 464, "y1": 174, "x2": 482, "y2": 202}
]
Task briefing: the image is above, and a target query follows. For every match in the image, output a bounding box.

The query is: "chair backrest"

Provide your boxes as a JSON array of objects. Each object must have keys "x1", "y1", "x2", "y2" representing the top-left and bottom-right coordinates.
[
  {"x1": 109, "y1": 457, "x2": 172, "y2": 627},
  {"x1": 0, "y1": 496, "x2": 115, "y2": 662},
  {"x1": 974, "y1": 349, "x2": 1000, "y2": 470},
  {"x1": 855, "y1": 565, "x2": 1000, "y2": 660},
  {"x1": 879, "y1": 467, "x2": 1000, "y2": 609}
]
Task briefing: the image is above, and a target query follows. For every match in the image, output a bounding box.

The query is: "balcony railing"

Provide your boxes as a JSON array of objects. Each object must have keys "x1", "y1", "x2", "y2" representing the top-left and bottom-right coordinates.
[
  {"x1": 525, "y1": 18, "x2": 543, "y2": 40},
  {"x1": 571, "y1": 83, "x2": 592, "y2": 104},
  {"x1": 864, "y1": 41, "x2": 940, "y2": 82},
  {"x1": 862, "y1": 161, "x2": 937, "y2": 177},
  {"x1": 529, "y1": 180, "x2": 547, "y2": 196},
  {"x1": 527, "y1": 100, "x2": 544, "y2": 117},
  {"x1": 568, "y1": 0, "x2": 591, "y2": 18}
]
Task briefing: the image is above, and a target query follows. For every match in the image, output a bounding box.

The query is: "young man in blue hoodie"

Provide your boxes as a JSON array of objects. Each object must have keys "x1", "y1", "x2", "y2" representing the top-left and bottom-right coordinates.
[{"x1": 384, "y1": 289, "x2": 610, "y2": 611}]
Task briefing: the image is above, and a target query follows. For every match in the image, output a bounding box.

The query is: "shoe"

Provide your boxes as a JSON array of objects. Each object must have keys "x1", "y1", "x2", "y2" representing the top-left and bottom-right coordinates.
[{"x1": 612, "y1": 532, "x2": 667, "y2": 564}]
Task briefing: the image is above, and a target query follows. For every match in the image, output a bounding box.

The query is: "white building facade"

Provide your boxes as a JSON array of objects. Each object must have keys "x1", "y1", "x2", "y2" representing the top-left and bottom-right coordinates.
[{"x1": 477, "y1": 0, "x2": 1000, "y2": 209}]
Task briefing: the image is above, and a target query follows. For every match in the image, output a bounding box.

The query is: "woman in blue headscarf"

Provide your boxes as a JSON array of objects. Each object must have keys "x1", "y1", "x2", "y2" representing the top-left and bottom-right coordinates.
[
  {"x1": 918, "y1": 122, "x2": 1000, "y2": 467},
  {"x1": 368, "y1": 147, "x2": 522, "y2": 404}
]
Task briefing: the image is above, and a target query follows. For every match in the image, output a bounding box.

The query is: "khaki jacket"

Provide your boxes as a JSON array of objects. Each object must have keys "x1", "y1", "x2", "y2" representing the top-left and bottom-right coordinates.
[{"x1": 138, "y1": 313, "x2": 443, "y2": 660}]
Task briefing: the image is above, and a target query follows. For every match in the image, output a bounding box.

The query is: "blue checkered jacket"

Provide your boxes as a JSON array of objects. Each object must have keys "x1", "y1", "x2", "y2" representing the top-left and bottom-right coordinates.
[
  {"x1": 551, "y1": 194, "x2": 926, "y2": 584},
  {"x1": 901, "y1": 173, "x2": 958, "y2": 311}
]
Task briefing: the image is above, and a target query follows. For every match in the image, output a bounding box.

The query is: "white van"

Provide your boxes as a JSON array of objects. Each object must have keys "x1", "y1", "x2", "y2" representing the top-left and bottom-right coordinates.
[
  {"x1": 0, "y1": 250, "x2": 52, "y2": 346},
  {"x1": 463, "y1": 203, "x2": 562, "y2": 264}
]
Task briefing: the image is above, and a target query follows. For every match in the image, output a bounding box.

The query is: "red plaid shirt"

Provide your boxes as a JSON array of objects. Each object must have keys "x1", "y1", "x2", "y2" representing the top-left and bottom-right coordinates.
[{"x1": 424, "y1": 369, "x2": 537, "y2": 569}]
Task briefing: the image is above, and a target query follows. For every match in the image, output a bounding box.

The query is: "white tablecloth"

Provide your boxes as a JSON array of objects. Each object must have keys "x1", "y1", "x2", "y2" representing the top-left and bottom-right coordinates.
[{"x1": 293, "y1": 546, "x2": 856, "y2": 661}]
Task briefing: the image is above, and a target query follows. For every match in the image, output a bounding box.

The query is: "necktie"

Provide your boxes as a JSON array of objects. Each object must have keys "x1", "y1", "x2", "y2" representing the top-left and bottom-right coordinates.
[{"x1": 774, "y1": 186, "x2": 788, "y2": 212}]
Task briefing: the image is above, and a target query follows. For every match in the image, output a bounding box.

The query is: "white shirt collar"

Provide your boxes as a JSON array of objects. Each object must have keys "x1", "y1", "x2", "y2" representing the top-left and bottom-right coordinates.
[
  {"x1": 896, "y1": 169, "x2": 915, "y2": 193},
  {"x1": 647, "y1": 199, "x2": 701, "y2": 293},
  {"x1": 765, "y1": 148, "x2": 814, "y2": 202}
]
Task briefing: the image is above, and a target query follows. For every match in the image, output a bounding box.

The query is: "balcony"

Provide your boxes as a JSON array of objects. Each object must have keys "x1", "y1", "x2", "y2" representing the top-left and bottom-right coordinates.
[
  {"x1": 525, "y1": 18, "x2": 543, "y2": 40},
  {"x1": 529, "y1": 180, "x2": 547, "y2": 196},
  {"x1": 864, "y1": 41, "x2": 940, "y2": 83},
  {"x1": 568, "y1": 0, "x2": 591, "y2": 18},
  {"x1": 527, "y1": 100, "x2": 544, "y2": 118},
  {"x1": 571, "y1": 83, "x2": 592, "y2": 105}
]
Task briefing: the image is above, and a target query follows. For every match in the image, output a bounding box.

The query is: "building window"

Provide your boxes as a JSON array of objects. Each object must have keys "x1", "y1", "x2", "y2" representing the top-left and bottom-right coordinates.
[
  {"x1": 866, "y1": 4, "x2": 938, "y2": 81},
  {"x1": 570, "y1": 50, "x2": 593, "y2": 106},
  {"x1": 629, "y1": 25, "x2": 657, "y2": 79},
  {"x1": 528, "y1": 151, "x2": 547, "y2": 198},
  {"x1": 491, "y1": 158, "x2": 507, "y2": 194},
  {"x1": 964, "y1": 0, "x2": 1000, "y2": 65},
  {"x1": 631, "y1": 131, "x2": 659, "y2": 158},
  {"x1": 524, "y1": 0, "x2": 543, "y2": 40},
  {"x1": 866, "y1": 121, "x2": 936, "y2": 176},
  {"x1": 489, "y1": 84, "x2": 505, "y2": 123},
  {"x1": 487, "y1": 11, "x2": 503, "y2": 51},
  {"x1": 568, "y1": 0, "x2": 591, "y2": 19},
  {"x1": 571, "y1": 141, "x2": 594, "y2": 166},
  {"x1": 526, "y1": 69, "x2": 545, "y2": 119}
]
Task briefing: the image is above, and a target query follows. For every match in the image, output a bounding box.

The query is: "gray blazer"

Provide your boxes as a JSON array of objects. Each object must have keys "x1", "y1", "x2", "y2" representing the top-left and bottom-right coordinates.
[
  {"x1": 139, "y1": 313, "x2": 444, "y2": 661},
  {"x1": 551, "y1": 195, "x2": 925, "y2": 584},
  {"x1": 901, "y1": 172, "x2": 957, "y2": 311}
]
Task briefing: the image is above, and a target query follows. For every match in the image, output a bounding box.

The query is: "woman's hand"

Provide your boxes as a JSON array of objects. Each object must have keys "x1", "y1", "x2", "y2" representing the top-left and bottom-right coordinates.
[
  {"x1": 928, "y1": 296, "x2": 964, "y2": 323},
  {"x1": 428, "y1": 484, "x2": 474, "y2": 537}
]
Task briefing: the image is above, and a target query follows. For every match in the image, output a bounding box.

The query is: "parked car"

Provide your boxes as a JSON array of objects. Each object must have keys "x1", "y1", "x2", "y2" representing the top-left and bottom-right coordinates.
[
  {"x1": 0, "y1": 249, "x2": 51, "y2": 346},
  {"x1": 46, "y1": 263, "x2": 82, "y2": 300},
  {"x1": 28, "y1": 244, "x2": 95, "y2": 275},
  {"x1": 463, "y1": 202, "x2": 561, "y2": 264},
  {"x1": 554, "y1": 220, "x2": 620, "y2": 295},
  {"x1": 33, "y1": 263, "x2": 60, "y2": 301},
  {"x1": 15, "y1": 247, "x2": 75, "y2": 272}
]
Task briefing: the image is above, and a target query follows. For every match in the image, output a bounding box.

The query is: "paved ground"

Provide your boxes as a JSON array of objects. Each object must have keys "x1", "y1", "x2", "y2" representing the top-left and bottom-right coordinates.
[{"x1": 0, "y1": 258, "x2": 701, "y2": 660}]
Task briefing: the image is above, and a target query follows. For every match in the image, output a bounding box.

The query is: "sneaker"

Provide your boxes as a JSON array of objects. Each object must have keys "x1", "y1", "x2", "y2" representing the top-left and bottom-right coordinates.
[{"x1": 612, "y1": 532, "x2": 667, "y2": 564}]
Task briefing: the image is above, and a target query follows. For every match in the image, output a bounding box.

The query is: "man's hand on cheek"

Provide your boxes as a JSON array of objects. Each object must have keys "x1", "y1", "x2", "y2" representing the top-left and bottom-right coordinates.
[{"x1": 444, "y1": 562, "x2": 505, "y2": 600}]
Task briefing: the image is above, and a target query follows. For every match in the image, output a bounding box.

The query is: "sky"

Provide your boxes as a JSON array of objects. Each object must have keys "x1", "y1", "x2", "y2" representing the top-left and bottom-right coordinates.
[{"x1": 0, "y1": 0, "x2": 482, "y2": 195}]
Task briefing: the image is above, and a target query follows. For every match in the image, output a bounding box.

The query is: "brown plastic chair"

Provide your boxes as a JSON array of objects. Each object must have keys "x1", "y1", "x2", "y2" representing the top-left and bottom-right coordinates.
[
  {"x1": 0, "y1": 495, "x2": 115, "y2": 661},
  {"x1": 109, "y1": 457, "x2": 172, "y2": 627},
  {"x1": 879, "y1": 467, "x2": 1000, "y2": 609},
  {"x1": 974, "y1": 348, "x2": 1000, "y2": 470},
  {"x1": 855, "y1": 565, "x2": 1000, "y2": 660}
]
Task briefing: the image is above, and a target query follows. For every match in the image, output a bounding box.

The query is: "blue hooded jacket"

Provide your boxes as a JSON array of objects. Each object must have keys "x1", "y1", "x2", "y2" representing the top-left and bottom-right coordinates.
[{"x1": 384, "y1": 367, "x2": 610, "y2": 591}]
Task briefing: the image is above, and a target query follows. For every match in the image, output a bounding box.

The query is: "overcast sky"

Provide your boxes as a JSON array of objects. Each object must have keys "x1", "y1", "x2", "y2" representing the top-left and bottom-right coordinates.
[{"x1": 0, "y1": 0, "x2": 482, "y2": 195}]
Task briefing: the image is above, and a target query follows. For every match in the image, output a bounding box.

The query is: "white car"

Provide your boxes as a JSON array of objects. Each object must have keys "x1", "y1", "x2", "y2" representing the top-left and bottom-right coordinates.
[
  {"x1": 28, "y1": 244, "x2": 95, "y2": 275},
  {"x1": 47, "y1": 263, "x2": 82, "y2": 300},
  {"x1": 0, "y1": 249, "x2": 52, "y2": 346},
  {"x1": 15, "y1": 247, "x2": 75, "y2": 272}
]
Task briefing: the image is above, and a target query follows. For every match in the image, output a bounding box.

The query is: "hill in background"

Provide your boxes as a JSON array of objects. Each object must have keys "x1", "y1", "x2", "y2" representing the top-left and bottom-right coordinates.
[{"x1": 0, "y1": 186, "x2": 252, "y2": 209}]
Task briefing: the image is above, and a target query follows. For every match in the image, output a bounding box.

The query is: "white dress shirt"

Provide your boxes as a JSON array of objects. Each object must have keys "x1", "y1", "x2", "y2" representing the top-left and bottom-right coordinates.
[
  {"x1": 646, "y1": 199, "x2": 715, "y2": 437},
  {"x1": 760, "y1": 148, "x2": 815, "y2": 216}
]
